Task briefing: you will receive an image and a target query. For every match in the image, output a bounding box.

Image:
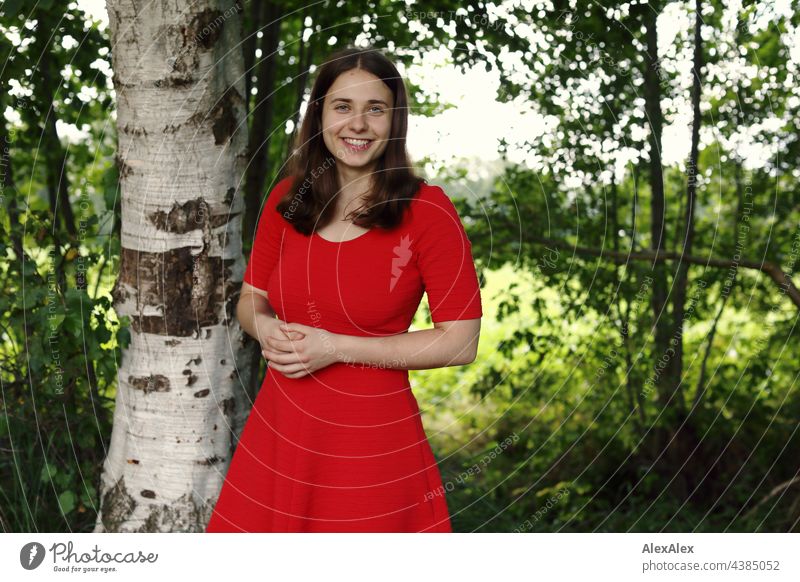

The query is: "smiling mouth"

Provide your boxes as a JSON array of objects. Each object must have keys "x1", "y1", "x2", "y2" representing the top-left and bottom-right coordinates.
[{"x1": 341, "y1": 137, "x2": 374, "y2": 152}]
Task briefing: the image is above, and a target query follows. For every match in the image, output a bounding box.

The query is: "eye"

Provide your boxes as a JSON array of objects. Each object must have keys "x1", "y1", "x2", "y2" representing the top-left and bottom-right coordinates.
[{"x1": 334, "y1": 104, "x2": 384, "y2": 113}]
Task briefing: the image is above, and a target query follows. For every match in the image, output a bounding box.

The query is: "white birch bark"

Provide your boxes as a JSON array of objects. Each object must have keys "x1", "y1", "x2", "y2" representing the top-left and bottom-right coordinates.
[{"x1": 95, "y1": 0, "x2": 254, "y2": 532}]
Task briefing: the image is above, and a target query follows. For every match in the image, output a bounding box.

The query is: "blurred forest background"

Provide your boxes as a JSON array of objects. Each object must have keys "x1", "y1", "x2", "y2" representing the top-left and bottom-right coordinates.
[{"x1": 1, "y1": 0, "x2": 799, "y2": 532}]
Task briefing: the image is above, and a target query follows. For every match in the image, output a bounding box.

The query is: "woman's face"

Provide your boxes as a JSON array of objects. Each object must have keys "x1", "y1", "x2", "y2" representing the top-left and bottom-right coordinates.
[{"x1": 320, "y1": 68, "x2": 394, "y2": 175}]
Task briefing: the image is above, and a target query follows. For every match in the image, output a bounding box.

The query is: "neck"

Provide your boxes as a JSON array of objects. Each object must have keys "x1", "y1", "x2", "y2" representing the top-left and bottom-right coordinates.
[
  {"x1": 336, "y1": 166, "x2": 375, "y2": 215},
  {"x1": 336, "y1": 162, "x2": 374, "y2": 189}
]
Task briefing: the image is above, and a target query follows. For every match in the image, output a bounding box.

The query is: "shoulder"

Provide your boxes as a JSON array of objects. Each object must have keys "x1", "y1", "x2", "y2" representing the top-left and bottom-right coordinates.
[
  {"x1": 262, "y1": 176, "x2": 295, "y2": 218},
  {"x1": 409, "y1": 181, "x2": 462, "y2": 225},
  {"x1": 269, "y1": 176, "x2": 295, "y2": 205},
  {"x1": 412, "y1": 180, "x2": 447, "y2": 204}
]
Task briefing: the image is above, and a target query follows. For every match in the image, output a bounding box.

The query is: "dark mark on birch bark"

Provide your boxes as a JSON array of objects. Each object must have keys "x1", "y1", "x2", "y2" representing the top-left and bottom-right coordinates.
[
  {"x1": 129, "y1": 374, "x2": 170, "y2": 394},
  {"x1": 190, "y1": 9, "x2": 225, "y2": 49},
  {"x1": 100, "y1": 476, "x2": 137, "y2": 532},
  {"x1": 221, "y1": 397, "x2": 235, "y2": 415},
  {"x1": 149, "y1": 198, "x2": 234, "y2": 234},
  {"x1": 115, "y1": 247, "x2": 237, "y2": 336},
  {"x1": 115, "y1": 153, "x2": 133, "y2": 178},
  {"x1": 188, "y1": 85, "x2": 244, "y2": 145},
  {"x1": 196, "y1": 455, "x2": 224, "y2": 465}
]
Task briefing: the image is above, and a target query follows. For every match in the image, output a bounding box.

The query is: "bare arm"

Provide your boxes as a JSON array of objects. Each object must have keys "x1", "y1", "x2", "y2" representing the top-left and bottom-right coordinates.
[
  {"x1": 270, "y1": 317, "x2": 481, "y2": 374},
  {"x1": 339, "y1": 318, "x2": 481, "y2": 369},
  {"x1": 236, "y1": 281, "x2": 284, "y2": 347}
]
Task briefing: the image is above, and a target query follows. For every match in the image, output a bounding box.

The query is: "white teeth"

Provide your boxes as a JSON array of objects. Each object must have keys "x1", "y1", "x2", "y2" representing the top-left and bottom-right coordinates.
[{"x1": 343, "y1": 138, "x2": 370, "y2": 146}]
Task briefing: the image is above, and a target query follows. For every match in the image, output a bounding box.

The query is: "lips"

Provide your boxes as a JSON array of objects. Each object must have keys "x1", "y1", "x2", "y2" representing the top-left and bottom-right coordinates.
[{"x1": 341, "y1": 137, "x2": 373, "y2": 152}]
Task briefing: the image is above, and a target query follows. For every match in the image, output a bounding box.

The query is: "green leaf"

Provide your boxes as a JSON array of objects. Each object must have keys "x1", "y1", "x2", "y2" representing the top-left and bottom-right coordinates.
[
  {"x1": 80, "y1": 485, "x2": 97, "y2": 506},
  {"x1": 103, "y1": 164, "x2": 120, "y2": 211},
  {"x1": 116, "y1": 323, "x2": 131, "y2": 350},
  {"x1": 58, "y1": 491, "x2": 76, "y2": 514},
  {"x1": 77, "y1": 430, "x2": 95, "y2": 449},
  {"x1": 95, "y1": 323, "x2": 112, "y2": 345},
  {"x1": 48, "y1": 311, "x2": 66, "y2": 330},
  {"x1": 55, "y1": 470, "x2": 71, "y2": 489},
  {"x1": 40, "y1": 462, "x2": 56, "y2": 484},
  {"x1": 22, "y1": 260, "x2": 39, "y2": 278}
]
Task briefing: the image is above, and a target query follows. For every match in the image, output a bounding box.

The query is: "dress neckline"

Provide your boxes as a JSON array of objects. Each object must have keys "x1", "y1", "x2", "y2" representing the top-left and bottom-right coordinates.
[{"x1": 312, "y1": 226, "x2": 374, "y2": 245}]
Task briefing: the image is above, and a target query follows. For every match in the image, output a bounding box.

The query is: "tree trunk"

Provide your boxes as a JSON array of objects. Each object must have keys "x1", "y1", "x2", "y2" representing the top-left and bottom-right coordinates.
[
  {"x1": 288, "y1": 14, "x2": 314, "y2": 147},
  {"x1": 0, "y1": 110, "x2": 24, "y2": 261},
  {"x1": 244, "y1": 0, "x2": 282, "y2": 246},
  {"x1": 661, "y1": 0, "x2": 704, "y2": 497},
  {"x1": 37, "y1": 32, "x2": 78, "y2": 240},
  {"x1": 241, "y1": 1, "x2": 283, "y2": 399},
  {"x1": 95, "y1": 0, "x2": 255, "y2": 532},
  {"x1": 642, "y1": 1, "x2": 673, "y2": 416},
  {"x1": 610, "y1": 177, "x2": 646, "y2": 437},
  {"x1": 641, "y1": 0, "x2": 691, "y2": 498},
  {"x1": 669, "y1": 0, "x2": 703, "y2": 418}
]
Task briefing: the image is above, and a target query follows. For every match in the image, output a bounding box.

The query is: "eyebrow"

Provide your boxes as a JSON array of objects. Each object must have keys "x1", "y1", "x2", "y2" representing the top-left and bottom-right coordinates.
[{"x1": 331, "y1": 98, "x2": 389, "y2": 106}]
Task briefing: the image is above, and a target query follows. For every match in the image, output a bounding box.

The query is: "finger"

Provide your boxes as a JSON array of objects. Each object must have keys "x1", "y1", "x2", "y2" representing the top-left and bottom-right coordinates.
[
  {"x1": 262, "y1": 349, "x2": 306, "y2": 364},
  {"x1": 269, "y1": 361, "x2": 310, "y2": 376},
  {"x1": 267, "y1": 336, "x2": 296, "y2": 351},
  {"x1": 276, "y1": 367, "x2": 309, "y2": 378},
  {"x1": 280, "y1": 323, "x2": 311, "y2": 335},
  {"x1": 278, "y1": 329, "x2": 305, "y2": 342},
  {"x1": 262, "y1": 350, "x2": 303, "y2": 366},
  {"x1": 265, "y1": 341, "x2": 298, "y2": 354},
  {"x1": 272, "y1": 328, "x2": 305, "y2": 342}
]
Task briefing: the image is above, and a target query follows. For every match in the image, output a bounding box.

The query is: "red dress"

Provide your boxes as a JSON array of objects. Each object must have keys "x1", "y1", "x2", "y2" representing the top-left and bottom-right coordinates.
[{"x1": 205, "y1": 177, "x2": 482, "y2": 532}]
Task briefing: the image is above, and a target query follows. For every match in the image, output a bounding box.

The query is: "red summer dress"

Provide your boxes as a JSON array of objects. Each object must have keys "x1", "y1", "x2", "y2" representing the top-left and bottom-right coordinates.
[{"x1": 205, "y1": 177, "x2": 483, "y2": 532}]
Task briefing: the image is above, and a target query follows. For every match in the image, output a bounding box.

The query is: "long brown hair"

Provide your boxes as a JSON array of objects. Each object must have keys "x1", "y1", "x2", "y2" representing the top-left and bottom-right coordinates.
[{"x1": 276, "y1": 45, "x2": 424, "y2": 235}]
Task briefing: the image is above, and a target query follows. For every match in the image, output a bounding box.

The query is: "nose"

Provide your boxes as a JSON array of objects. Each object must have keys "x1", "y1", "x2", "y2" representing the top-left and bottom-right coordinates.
[{"x1": 348, "y1": 111, "x2": 368, "y2": 132}]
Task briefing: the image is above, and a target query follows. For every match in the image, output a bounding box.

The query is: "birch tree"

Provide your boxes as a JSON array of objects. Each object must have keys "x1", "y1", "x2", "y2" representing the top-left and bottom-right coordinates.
[{"x1": 94, "y1": 0, "x2": 253, "y2": 532}]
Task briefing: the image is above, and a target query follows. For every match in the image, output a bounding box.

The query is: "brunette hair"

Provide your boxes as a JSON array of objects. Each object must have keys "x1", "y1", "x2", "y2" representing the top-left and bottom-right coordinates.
[{"x1": 275, "y1": 45, "x2": 424, "y2": 235}]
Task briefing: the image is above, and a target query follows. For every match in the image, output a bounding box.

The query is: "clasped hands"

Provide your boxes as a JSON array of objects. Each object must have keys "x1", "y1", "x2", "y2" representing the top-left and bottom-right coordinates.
[{"x1": 260, "y1": 319, "x2": 340, "y2": 379}]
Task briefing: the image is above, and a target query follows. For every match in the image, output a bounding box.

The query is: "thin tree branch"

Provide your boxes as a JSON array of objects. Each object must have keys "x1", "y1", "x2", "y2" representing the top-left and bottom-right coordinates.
[
  {"x1": 743, "y1": 475, "x2": 800, "y2": 520},
  {"x1": 691, "y1": 296, "x2": 725, "y2": 412},
  {"x1": 491, "y1": 230, "x2": 800, "y2": 310}
]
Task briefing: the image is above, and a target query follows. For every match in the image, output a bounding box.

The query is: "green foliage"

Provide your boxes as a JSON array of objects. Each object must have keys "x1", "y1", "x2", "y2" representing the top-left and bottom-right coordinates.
[
  {"x1": 0, "y1": 0, "x2": 120, "y2": 532},
  {"x1": 0, "y1": 221, "x2": 123, "y2": 531},
  {"x1": 414, "y1": 0, "x2": 800, "y2": 531}
]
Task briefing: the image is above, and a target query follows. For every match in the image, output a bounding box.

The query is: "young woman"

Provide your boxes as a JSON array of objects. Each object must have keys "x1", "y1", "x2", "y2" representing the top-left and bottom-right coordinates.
[{"x1": 206, "y1": 46, "x2": 482, "y2": 533}]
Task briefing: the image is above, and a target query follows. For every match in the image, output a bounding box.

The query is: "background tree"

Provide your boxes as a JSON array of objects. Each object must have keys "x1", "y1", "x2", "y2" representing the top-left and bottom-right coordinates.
[{"x1": 2, "y1": 0, "x2": 799, "y2": 533}]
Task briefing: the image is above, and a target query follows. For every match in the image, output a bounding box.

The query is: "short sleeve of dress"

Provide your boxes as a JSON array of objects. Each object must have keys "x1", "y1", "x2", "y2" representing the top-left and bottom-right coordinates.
[
  {"x1": 243, "y1": 177, "x2": 292, "y2": 291},
  {"x1": 414, "y1": 185, "x2": 483, "y2": 323}
]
